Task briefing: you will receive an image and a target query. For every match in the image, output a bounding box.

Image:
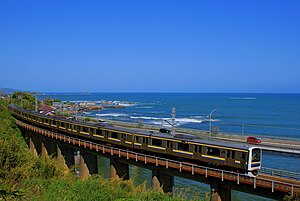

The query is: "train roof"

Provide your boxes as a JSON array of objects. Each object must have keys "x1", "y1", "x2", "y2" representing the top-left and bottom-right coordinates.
[
  {"x1": 13, "y1": 105, "x2": 253, "y2": 151},
  {"x1": 99, "y1": 122, "x2": 252, "y2": 151}
]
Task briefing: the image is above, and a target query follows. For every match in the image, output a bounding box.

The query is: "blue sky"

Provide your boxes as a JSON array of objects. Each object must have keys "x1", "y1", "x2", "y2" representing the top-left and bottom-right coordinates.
[{"x1": 0, "y1": 0, "x2": 299, "y2": 93}]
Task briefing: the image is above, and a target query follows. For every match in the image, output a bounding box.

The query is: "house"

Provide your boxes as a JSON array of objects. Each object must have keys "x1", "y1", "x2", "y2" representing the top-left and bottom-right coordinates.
[{"x1": 38, "y1": 104, "x2": 55, "y2": 116}]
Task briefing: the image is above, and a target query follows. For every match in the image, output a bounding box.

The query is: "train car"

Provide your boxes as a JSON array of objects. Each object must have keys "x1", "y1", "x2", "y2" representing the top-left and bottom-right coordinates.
[{"x1": 9, "y1": 105, "x2": 262, "y2": 177}]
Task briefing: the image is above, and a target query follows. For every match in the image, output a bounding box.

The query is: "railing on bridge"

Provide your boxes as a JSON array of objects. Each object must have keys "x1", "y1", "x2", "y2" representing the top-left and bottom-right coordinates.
[
  {"x1": 15, "y1": 119, "x2": 300, "y2": 196},
  {"x1": 260, "y1": 167, "x2": 300, "y2": 181}
]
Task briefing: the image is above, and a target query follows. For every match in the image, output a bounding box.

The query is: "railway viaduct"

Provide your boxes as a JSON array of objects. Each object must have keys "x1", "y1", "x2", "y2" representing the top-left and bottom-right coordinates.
[{"x1": 15, "y1": 119, "x2": 300, "y2": 201}]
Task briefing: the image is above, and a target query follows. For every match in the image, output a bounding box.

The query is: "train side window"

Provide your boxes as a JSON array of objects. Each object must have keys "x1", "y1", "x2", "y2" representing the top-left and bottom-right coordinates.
[
  {"x1": 177, "y1": 142, "x2": 189, "y2": 151},
  {"x1": 167, "y1": 141, "x2": 172, "y2": 148},
  {"x1": 143, "y1": 137, "x2": 148, "y2": 144},
  {"x1": 227, "y1": 150, "x2": 235, "y2": 159},
  {"x1": 152, "y1": 138, "x2": 162, "y2": 147},
  {"x1": 232, "y1": 151, "x2": 235, "y2": 159},
  {"x1": 96, "y1": 129, "x2": 102, "y2": 135},
  {"x1": 196, "y1": 146, "x2": 202, "y2": 153},
  {"x1": 242, "y1": 153, "x2": 246, "y2": 160},
  {"x1": 82, "y1": 127, "x2": 89, "y2": 133},
  {"x1": 111, "y1": 132, "x2": 118, "y2": 139},
  {"x1": 135, "y1": 136, "x2": 141, "y2": 143},
  {"x1": 61, "y1": 122, "x2": 65, "y2": 127},
  {"x1": 207, "y1": 147, "x2": 220, "y2": 157},
  {"x1": 123, "y1": 134, "x2": 127, "y2": 140}
]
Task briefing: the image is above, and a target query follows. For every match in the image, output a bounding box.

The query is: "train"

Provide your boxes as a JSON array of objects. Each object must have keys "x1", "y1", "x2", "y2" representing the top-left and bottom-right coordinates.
[{"x1": 9, "y1": 105, "x2": 262, "y2": 177}]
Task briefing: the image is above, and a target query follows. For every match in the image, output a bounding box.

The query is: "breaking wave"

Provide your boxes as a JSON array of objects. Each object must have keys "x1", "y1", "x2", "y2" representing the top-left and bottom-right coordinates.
[
  {"x1": 128, "y1": 116, "x2": 216, "y2": 126},
  {"x1": 230, "y1": 97, "x2": 256, "y2": 100},
  {"x1": 96, "y1": 113, "x2": 128, "y2": 117}
]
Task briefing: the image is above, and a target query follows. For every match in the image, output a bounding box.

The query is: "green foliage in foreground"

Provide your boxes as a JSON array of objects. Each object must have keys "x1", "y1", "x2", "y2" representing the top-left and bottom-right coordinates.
[
  {"x1": 0, "y1": 100, "x2": 64, "y2": 200},
  {"x1": 283, "y1": 192, "x2": 300, "y2": 201},
  {"x1": 23, "y1": 177, "x2": 201, "y2": 201},
  {"x1": 0, "y1": 99, "x2": 205, "y2": 201}
]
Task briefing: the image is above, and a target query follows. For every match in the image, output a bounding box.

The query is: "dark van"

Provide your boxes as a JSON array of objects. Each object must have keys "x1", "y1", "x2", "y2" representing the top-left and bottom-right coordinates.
[{"x1": 159, "y1": 128, "x2": 171, "y2": 134}]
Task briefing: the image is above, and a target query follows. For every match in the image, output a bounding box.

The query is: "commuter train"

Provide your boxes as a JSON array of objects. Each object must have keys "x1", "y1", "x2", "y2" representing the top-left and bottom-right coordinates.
[{"x1": 9, "y1": 105, "x2": 262, "y2": 177}]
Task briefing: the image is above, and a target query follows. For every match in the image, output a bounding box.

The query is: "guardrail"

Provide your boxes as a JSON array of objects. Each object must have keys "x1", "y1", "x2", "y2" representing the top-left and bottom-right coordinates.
[
  {"x1": 260, "y1": 167, "x2": 300, "y2": 181},
  {"x1": 15, "y1": 119, "x2": 300, "y2": 196}
]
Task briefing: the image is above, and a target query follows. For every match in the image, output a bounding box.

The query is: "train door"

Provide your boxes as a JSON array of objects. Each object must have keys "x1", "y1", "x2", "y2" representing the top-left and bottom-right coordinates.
[
  {"x1": 194, "y1": 145, "x2": 202, "y2": 160},
  {"x1": 166, "y1": 140, "x2": 173, "y2": 154},
  {"x1": 142, "y1": 136, "x2": 148, "y2": 150}
]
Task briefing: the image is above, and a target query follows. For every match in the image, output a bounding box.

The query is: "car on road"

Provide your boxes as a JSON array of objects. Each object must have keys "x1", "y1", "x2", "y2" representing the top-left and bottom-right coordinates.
[
  {"x1": 247, "y1": 136, "x2": 261, "y2": 144},
  {"x1": 159, "y1": 128, "x2": 171, "y2": 134}
]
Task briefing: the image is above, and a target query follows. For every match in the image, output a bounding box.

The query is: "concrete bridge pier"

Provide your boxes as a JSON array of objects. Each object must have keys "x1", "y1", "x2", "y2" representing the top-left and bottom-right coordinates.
[
  {"x1": 79, "y1": 150, "x2": 98, "y2": 179},
  {"x1": 41, "y1": 138, "x2": 57, "y2": 158},
  {"x1": 29, "y1": 136, "x2": 38, "y2": 157},
  {"x1": 41, "y1": 142, "x2": 48, "y2": 158},
  {"x1": 22, "y1": 129, "x2": 31, "y2": 149},
  {"x1": 32, "y1": 134, "x2": 44, "y2": 156},
  {"x1": 210, "y1": 179, "x2": 231, "y2": 201},
  {"x1": 57, "y1": 143, "x2": 75, "y2": 174},
  {"x1": 110, "y1": 158, "x2": 129, "y2": 180},
  {"x1": 152, "y1": 168, "x2": 174, "y2": 193}
]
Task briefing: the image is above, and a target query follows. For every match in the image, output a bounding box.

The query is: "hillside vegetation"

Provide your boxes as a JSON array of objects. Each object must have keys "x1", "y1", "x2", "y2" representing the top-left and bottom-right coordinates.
[{"x1": 0, "y1": 98, "x2": 205, "y2": 201}]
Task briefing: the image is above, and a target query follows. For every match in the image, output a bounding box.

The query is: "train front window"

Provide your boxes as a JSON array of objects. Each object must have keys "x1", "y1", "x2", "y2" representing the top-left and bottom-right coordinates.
[{"x1": 252, "y1": 149, "x2": 261, "y2": 162}]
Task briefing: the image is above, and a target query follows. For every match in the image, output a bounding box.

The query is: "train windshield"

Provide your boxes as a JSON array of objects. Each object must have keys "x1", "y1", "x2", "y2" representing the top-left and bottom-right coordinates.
[{"x1": 252, "y1": 148, "x2": 261, "y2": 162}]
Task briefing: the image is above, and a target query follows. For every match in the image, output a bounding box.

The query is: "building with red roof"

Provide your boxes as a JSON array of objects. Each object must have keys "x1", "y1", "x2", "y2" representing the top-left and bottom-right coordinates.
[{"x1": 38, "y1": 104, "x2": 55, "y2": 116}]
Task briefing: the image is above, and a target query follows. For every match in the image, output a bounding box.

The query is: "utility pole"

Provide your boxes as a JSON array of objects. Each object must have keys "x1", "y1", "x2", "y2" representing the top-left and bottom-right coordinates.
[
  {"x1": 98, "y1": 107, "x2": 100, "y2": 122},
  {"x1": 61, "y1": 102, "x2": 64, "y2": 115},
  {"x1": 242, "y1": 123, "x2": 245, "y2": 140},
  {"x1": 209, "y1": 109, "x2": 217, "y2": 138},
  {"x1": 20, "y1": 95, "x2": 23, "y2": 109},
  {"x1": 35, "y1": 92, "x2": 38, "y2": 112},
  {"x1": 171, "y1": 107, "x2": 176, "y2": 134},
  {"x1": 75, "y1": 103, "x2": 78, "y2": 120}
]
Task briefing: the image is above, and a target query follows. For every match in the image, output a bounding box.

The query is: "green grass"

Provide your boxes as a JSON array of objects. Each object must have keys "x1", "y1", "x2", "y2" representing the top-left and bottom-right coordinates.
[{"x1": 25, "y1": 177, "x2": 181, "y2": 201}]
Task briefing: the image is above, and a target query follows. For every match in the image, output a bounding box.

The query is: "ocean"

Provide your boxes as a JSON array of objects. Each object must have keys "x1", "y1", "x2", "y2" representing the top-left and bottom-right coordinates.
[{"x1": 39, "y1": 93, "x2": 300, "y2": 200}]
